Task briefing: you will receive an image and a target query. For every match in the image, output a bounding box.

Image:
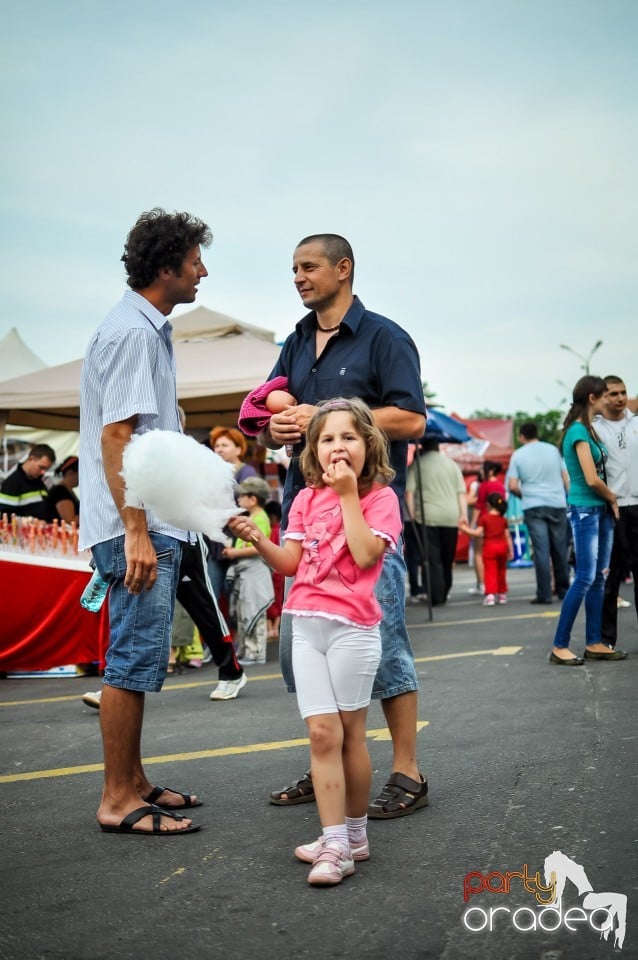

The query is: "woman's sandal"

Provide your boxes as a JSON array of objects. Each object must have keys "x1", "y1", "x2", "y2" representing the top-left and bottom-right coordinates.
[
  {"x1": 269, "y1": 771, "x2": 315, "y2": 805},
  {"x1": 367, "y1": 773, "x2": 429, "y2": 819}
]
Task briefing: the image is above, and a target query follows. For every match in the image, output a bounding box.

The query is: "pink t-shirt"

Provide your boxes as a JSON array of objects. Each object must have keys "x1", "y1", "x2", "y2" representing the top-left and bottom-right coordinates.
[{"x1": 284, "y1": 484, "x2": 402, "y2": 628}]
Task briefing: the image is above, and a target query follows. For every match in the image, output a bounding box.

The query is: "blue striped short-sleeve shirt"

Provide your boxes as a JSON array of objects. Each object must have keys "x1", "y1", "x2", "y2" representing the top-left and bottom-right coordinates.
[{"x1": 79, "y1": 290, "x2": 188, "y2": 550}]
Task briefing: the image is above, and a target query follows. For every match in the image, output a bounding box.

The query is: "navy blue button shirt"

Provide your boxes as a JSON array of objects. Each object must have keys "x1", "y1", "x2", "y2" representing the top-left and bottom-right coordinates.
[{"x1": 267, "y1": 296, "x2": 426, "y2": 526}]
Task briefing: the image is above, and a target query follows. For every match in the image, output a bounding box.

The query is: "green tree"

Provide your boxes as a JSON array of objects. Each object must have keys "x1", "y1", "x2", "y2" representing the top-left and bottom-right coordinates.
[
  {"x1": 422, "y1": 381, "x2": 437, "y2": 402},
  {"x1": 469, "y1": 408, "x2": 507, "y2": 419},
  {"x1": 512, "y1": 410, "x2": 563, "y2": 447}
]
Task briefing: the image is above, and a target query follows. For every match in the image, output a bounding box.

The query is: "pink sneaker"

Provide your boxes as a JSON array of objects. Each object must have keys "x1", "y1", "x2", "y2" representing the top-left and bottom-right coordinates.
[
  {"x1": 307, "y1": 840, "x2": 355, "y2": 886},
  {"x1": 497, "y1": 594, "x2": 507, "y2": 604},
  {"x1": 483, "y1": 594, "x2": 496, "y2": 606},
  {"x1": 295, "y1": 836, "x2": 369, "y2": 863}
]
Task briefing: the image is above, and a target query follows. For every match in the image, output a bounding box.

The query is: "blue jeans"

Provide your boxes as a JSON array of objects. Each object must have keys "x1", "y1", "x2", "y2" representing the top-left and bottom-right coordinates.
[
  {"x1": 524, "y1": 506, "x2": 571, "y2": 602},
  {"x1": 92, "y1": 533, "x2": 183, "y2": 692},
  {"x1": 279, "y1": 537, "x2": 419, "y2": 700},
  {"x1": 553, "y1": 505, "x2": 615, "y2": 649}
]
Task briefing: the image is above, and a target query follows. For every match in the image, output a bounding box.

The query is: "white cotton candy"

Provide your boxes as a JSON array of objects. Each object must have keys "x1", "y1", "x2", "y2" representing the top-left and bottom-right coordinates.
[{"x1": 121, "y1": 429, "x2": 241, "y2": 543}]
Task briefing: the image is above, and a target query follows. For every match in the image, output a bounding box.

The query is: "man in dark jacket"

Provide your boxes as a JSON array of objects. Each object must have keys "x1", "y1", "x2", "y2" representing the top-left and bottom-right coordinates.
[{"x1": 0, "y1": 443, "x2": 56, "y2": 518}]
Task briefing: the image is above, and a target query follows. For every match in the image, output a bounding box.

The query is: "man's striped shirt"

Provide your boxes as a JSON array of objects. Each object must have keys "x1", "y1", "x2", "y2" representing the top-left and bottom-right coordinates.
[{"x1": 79, "y1": 289, "x2": 188, "y2": 550}]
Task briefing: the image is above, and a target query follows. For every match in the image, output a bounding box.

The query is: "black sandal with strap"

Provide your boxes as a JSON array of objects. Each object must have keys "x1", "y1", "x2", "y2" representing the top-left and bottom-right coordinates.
[
  {"x1": 143, "y1": 786, "x2": 203, "y2": 810},
  {"x1": 367, "y1": 773, "x2": 429, "y2": 819},
  {"x1": 269, "y1": 771, "x2": 315, "y2": 805},
  {"x1": 99, "y1": 805, "x2": 201, "y2": 835}
]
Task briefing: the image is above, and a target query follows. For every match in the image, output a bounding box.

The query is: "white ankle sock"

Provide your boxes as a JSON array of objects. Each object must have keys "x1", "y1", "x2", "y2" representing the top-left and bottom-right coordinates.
[
  {"x1": 345, "y1": 815, "x2": 368, "y2": 845},
  {"x1": 322, "y1": 824, "x2": 349, "y2": 851}
]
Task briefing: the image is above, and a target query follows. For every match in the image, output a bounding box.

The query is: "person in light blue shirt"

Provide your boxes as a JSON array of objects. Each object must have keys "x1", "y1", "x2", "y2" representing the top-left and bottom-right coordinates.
[
  {"x1": 508, "y1": 422, "x2": 570, "y2": 604},
  {"x1": 79, "y1": 209, "x2": 211, "y2": 836}
]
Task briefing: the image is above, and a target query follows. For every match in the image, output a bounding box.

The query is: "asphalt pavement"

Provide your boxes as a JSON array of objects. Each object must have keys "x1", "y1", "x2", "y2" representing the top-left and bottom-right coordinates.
[{"x1": 1, "y1": 565, "x2": 636, "y2": 960}]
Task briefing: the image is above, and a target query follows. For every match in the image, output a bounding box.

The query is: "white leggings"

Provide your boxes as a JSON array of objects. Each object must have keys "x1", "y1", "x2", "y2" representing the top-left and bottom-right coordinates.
[{"x1": 291, "y1": 615, "x2": 382, "y2": 719}]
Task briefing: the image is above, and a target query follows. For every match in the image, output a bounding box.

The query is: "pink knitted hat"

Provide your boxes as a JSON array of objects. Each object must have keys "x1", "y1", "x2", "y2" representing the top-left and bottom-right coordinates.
[{"x1": 238, "y1": 376, "x2": 291, "y2": 436}]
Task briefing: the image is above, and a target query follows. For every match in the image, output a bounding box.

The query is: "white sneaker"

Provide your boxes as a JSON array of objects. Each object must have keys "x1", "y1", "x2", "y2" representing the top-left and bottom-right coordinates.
[
  {"x1": 483, "y1": 594, "x2": 496, "y2": 606},
  {"x1": 82, "y1": 690, "x2": 102, "y2": 709},
  {"x1": 295, "y1": 836, "x2": 369, "y2": 863},
  {"x1": 617, "y1": 597, "x2": 632, "y2": 608},
  {"x1": 209, "y1": 673, "x2": 248, "y2": 701},
  {"x1": 307, "y1": 840, "x2": 355, "y2": 886},
  {"x1": 468, "y1": 585, "x2": 484, "y2": 595},
  {"x1": 497, "y1": 594, "x2": 507, "y2": 605}
]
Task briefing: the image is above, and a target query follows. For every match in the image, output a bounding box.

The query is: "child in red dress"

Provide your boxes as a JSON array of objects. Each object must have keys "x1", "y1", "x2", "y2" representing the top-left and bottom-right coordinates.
[{"x1": 461, "y1": 492, "x2": 513, "y2": 606}]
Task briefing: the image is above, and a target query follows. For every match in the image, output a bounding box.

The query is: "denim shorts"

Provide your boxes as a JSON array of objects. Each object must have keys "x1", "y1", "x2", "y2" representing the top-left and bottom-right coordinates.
[
  {"x1": 91, "y1": 532, "x2": 183, "y2": 692},
  {"x1": 279, "y1": 537, "x2": 419, "y2": 700},
  {"x1": 371, "y1": 539, "x2": 419, "y2": 700}
]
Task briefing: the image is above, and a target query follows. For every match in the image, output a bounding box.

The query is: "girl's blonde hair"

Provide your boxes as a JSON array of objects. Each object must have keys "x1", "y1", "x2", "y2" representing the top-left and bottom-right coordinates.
[{"x1": 300, "y1": 397, "x2": 395, "y2": 495}]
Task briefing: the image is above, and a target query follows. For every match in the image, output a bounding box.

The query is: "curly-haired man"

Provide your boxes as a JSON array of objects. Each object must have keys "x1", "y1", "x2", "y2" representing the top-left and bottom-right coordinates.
[{"x1": 79, "y1": 209, "x2": 211, "y2": 836}]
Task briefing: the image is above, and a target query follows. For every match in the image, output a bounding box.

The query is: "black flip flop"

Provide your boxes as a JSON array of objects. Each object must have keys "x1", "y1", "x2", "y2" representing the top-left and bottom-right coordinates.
[
  {"x1": 143, "y1": 785, "x2": 203, "y2": 809},
  {"x1": 100, "y1": 805, "x2": 202, "y2": 835}
]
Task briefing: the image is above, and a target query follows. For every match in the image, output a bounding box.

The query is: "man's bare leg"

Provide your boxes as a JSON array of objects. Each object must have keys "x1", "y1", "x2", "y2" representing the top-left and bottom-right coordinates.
[
  {"x1": 97, "y1": 686, "x2": 193, "y2": 833},
  {"x1": 381, "y1": 690, "x2": 421, "y2": 782},
  {"x1": 365, "y1": 689, "x2": 428, "y2": 817}
]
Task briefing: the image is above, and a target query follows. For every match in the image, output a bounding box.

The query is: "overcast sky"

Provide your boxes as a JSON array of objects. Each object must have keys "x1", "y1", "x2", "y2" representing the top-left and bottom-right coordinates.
[{"x1": 1, "y1": 0, "x2": 636, "y2": 417}]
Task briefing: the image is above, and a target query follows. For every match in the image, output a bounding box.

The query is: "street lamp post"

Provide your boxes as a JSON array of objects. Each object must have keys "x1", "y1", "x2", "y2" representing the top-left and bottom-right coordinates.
[{"x1": 559, "y1": 340, "x2": 603, "y2": 375}]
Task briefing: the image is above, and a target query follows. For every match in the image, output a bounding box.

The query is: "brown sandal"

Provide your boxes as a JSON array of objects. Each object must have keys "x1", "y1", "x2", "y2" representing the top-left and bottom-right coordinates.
[
  {"x1": 367, "y1": 773, "x2": 429, "y2": 819},
  {"x1": 269, "y1": 771, "x2": 315, "y2": 805}
]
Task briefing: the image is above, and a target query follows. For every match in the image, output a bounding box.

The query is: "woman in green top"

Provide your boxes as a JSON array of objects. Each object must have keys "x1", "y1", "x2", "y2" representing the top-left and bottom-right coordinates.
[{"x1": 550, "y1": 376, "x2": 627, "y2": 665}]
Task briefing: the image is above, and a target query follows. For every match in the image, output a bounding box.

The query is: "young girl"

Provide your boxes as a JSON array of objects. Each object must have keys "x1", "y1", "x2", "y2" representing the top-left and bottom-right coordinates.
[
  {"x1": 228, "y1": 398, "x2": 401, "y2": 887},
  {"x1": 550, "y1": 376, "x2": 626, "y2": 665},
  {"x1": 460, "y1": 492, "x2": 513, "y2": 606}
]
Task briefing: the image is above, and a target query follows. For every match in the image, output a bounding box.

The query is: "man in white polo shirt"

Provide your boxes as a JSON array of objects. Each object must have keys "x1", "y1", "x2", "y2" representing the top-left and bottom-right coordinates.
[{"x1": 594, "y1": 376, "x2": 638, "y2": 648}]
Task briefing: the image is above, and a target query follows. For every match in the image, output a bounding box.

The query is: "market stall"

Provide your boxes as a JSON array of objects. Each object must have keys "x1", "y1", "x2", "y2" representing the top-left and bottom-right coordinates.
[{"x1": 0, "y1": 550, "x2": 108, "y2": 672}]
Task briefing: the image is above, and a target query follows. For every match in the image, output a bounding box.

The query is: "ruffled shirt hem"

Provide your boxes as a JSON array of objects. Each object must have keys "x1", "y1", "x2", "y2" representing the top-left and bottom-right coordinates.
[{"x1": 284, "y1": 608, "x2": 381, "y2": 629}]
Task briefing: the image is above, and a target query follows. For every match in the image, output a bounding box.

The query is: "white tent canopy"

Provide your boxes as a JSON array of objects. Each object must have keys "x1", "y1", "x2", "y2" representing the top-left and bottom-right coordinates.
[
  {"x1": 0, "y1": 328, "x2": 80, "y2": 475},
  {"x1": 0, "y1": 327, "x2": 47, "y2": 379},
  {"x1": 0, "y1": 308, "x2": 282, "y2": 433}
]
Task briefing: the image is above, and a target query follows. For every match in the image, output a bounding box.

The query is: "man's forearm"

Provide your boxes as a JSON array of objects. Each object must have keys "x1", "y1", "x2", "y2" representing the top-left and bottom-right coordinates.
[
  {"x1": 101, "y1": 418, "x2": 147, "y2": 531},
  {"x1": 372, "y1": 407, "x2": 426, "y2": 441}
]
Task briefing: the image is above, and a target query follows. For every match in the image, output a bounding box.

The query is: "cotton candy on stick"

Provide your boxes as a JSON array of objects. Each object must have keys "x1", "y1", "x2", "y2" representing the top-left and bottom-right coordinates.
[{"x1": 121, "y1": 429, "x2": 241, "y2": 543}]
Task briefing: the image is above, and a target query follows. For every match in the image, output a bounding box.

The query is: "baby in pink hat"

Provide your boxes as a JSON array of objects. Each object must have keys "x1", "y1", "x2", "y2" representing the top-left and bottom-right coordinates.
[{"x1": 239, "y1": 377, "x2": 297, "y2": 437}]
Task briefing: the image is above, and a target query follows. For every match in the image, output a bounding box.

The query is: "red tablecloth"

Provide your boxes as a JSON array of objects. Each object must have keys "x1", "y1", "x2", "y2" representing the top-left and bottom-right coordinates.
[{"x1": 0, "y1": 552, "x2": 109, "y2": 671}]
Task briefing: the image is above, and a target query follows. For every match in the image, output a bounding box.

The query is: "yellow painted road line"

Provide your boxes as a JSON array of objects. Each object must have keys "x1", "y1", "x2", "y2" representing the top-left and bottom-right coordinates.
[
  {"x1": 414, "y1": 612, "x2": 559, "y2": 628},
  {"x1": 0, "y1": 723, "x2": 430, "y2": 784},
  {"x1": 415, "y1": 645, "x2": 521, "y2": 664},
  {"x1": 0, "y1": 672, "x2": 282, "y2": 708},
  {"x1": 0, "y1": 646, "x2": 523, "y2": 709}
]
